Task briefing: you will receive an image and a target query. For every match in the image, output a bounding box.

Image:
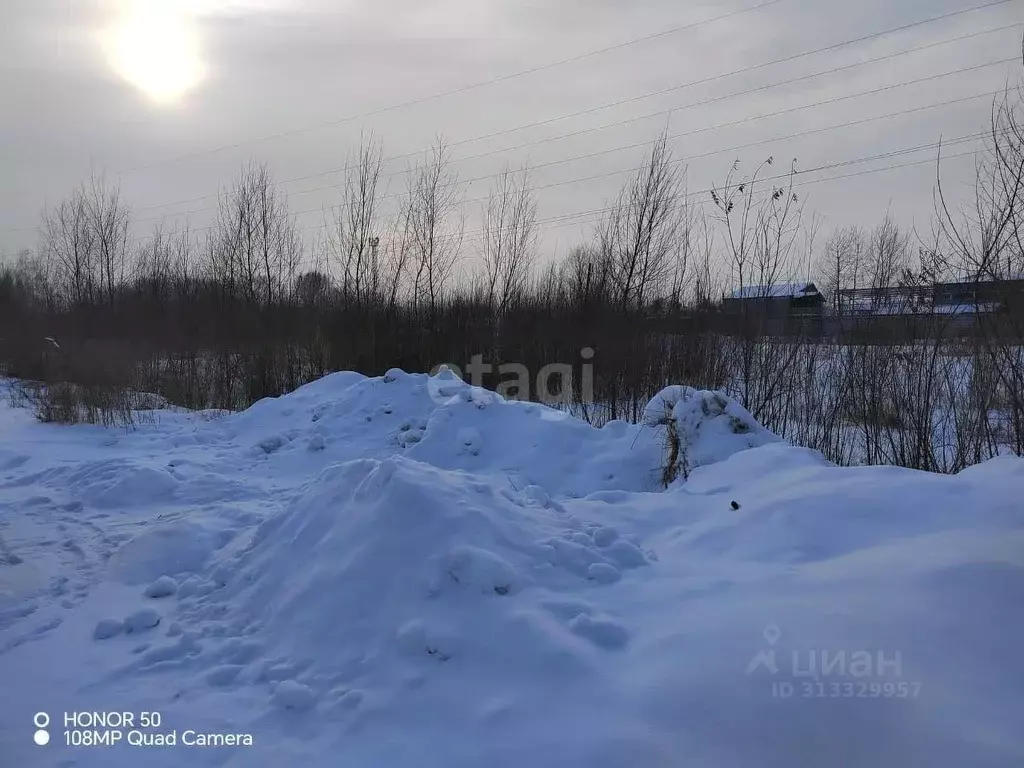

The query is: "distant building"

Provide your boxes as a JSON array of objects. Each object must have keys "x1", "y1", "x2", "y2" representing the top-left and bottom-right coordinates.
[
  {"x1": 836, "y1": 285, "x2": 926, "y2": 316},
  {"x1": 931, "y1": 278, "x2": 1024, "y2": 314},
  {"x1": 722, "y1": 282, "x2": 824, "y2": 316},
  {"x1": 831, "y1": 278, "x2": 1024, "y2": 339},
  {"x1": 837, "y1": 278, "x2": 1024, "y2": 318}
]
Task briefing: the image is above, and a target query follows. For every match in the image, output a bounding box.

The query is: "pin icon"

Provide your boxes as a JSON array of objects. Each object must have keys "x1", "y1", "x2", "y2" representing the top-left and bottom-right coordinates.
[
  {"x1": 746, "y1": 624, "x2": 782, "y2": 675},
  {"x1": 33, "y1": 713, "x2": 50, "y2": 746}
]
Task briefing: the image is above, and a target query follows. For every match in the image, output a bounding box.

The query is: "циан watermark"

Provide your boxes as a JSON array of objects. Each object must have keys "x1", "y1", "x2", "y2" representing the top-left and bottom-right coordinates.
[{"x1": 746, "y1": 624, "x2": 922, "y2": 700}]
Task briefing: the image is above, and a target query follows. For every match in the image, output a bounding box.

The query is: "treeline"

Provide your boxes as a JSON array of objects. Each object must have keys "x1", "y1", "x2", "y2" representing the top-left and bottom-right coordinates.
[
  {"x1": 0, "y1": 130, "x2": 718, "y2": 413},
  {"x1": 1, "y1": 82, "x2": 1023, "y2": 473}
]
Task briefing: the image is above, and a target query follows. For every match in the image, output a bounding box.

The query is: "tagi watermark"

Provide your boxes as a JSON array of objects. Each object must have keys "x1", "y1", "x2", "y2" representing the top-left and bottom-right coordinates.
[
  {"x1": 428, "y1": 348, "x2": 596, "y2": 411},
  {"x1": 746, "y1": 624, "x2": 922, "y2": 700}
]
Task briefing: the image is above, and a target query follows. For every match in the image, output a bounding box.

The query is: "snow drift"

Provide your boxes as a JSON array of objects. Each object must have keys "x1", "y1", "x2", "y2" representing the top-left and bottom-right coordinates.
[{"x1": 0, "y1": 371, "x2": 1022, "y2": 768}]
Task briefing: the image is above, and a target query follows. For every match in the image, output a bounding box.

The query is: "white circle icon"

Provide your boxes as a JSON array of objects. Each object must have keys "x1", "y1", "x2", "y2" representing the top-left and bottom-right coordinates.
[
  {"x1": 34, "y1": 730, "x2": 50, "y2": 746},
  {"x1": 33, "y1": 712, "x2": 50, "y2": 729}
]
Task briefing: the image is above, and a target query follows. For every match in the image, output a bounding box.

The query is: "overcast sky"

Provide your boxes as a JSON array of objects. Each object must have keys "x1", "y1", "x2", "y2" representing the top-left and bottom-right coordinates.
[{"x1": 1, "y1": 0, "x2": 1021, "y2": 278}]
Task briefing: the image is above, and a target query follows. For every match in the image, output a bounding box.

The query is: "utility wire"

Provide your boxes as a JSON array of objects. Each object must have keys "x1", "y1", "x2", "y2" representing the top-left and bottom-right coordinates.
[
  {"x1": 128, "y1": 6, "x2": 1021, "y2": 214},
  {"x1": 119, "y1": 0, "x2": 790, "y2": 173},
  {"x1": 123, "y1": 48, "x2": 1019, "y2": 227},
  {"x1": 126, "y1": 132, "x2": 988, "y2": 247},
  {"x1": 126, "y1": 56, "x2": 1015, "y2": 228}
]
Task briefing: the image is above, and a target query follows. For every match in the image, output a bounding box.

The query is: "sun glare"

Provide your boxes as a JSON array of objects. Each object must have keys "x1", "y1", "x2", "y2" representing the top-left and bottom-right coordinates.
[{"x1": 101, "y1": 2, "x2": 205, "y2": 106}]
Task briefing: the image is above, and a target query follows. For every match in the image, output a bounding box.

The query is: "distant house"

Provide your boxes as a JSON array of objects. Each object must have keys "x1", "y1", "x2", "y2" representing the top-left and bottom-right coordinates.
[
  {"x1": 837, "y1": 278, "x2": 1024, "y2": 318},
  {"x1": 722, "y1": 282, "x2": 824, "y2": 316},
  {"x1": 837, "y1": 285, "x2": 926, "y2": 316},
  {"x1": 931, "y1": 278, "x2": 1024, "y2": 313}
]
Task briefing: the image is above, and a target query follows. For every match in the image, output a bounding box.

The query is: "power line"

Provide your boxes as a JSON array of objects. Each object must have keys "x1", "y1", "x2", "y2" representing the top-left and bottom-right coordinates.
[
  {"x1": 0, "y1": 0, "x2": 1011, "y2": 261},
  {"x1": 119, "y1": 0, "x2": 790, "y2": 174},
  {"x1": 127, "y1": 56, "x2": 1015, "y2": 229},
  {"x1": 150, "y1": 137, "x2": 994, "y2": 286},
  {"x1": 352, "y1": 95, "x2": 999, "y2": 222},
  {"x1": 284, "y1": 141, "x2": 986, "y2": 272},
  {"x1": 129, "y1": 5, "x2": 1021, "y2": 215},
  {"x1": 424, "y1": 26, "x2": 1019, "y2": 169},
  {"x1": 296, "y1": 7, "x2": 1022, "y2": 185},
  {"x1": 369, "y1": 57, "x2": 1015, "y2": 206},
  {"x1": 4, "y1": 82, "x2": 999, "y2": 247},
  {"x1": 3, "y1": 8, "x2": 1013, "y2": 241},
  {"x1": 141, "y1": 132, "x2": 989, "y2": 247},
  {"x1": 273, "y1": 29, "x2": 1021, "y2": 206},
  {"x1": 483, "y1": 90, "x2": 1002, "y2": 201},
  {"x1": 455, "y1": 132, "x2": 991, "y2": 241},
  {"x1": 530, "y1": 145, "x2": 987, "y2": 241}
]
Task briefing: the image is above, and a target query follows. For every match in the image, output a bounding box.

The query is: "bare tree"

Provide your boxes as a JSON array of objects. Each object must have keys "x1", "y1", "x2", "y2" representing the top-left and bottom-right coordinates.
[
  {"x1": 711, "y1": 158, "x2": 769, "y2": 301},
  {"x1": 37, "y1": 171, "x2": 130, "y2": 309},
  {"x1": 598, "y1": 129, "x2": 690, "y2": 311},
  {"x1": 209, "y1": 162, "x2": 301, "y2": 306},
  {"x1": 867, "y1": 215, "x2": 912, "y2": 304},
  {"x1": 481, "y1": 162, "x2": 538, "y2": 315},
  {"x1": 817, "y1": 226, "x2": 865, "y2": 313},
  {"x1": 561, "y1": 244, "x2": 612, "y2": 311},
  {"x1": 41, "y1": 184, "x2": 96, "y2": 307},
  {"x1": 85, "y1": 171, "x2": 132, "y2": 306},
  {"x1": 136, "y1": 222, "x2": 172, "y2": 303},
  {"x1": 711, "y1": 157, "x2": 805, "y2": 417},
  {"x1": 330, "y1": 133, "x2": 386, "y2": 309},
  {"x1": 938, "y1": 67, "x2": 1024, "y2": 456},
  {"x1": 382, "y1": 204, "x2": 414, "y2": 316},
  {"x1": 406, "y1": 136, "x2": 463, "y2": 324},
  {"x1": 691, "y1": 213, "x2": 718, "y2": 310}
]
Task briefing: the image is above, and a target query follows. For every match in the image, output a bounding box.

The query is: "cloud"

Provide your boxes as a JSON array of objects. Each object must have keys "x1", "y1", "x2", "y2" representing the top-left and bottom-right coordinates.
[{"x1": 0, "y1": 0, "x2": 1019, "y2": 273}]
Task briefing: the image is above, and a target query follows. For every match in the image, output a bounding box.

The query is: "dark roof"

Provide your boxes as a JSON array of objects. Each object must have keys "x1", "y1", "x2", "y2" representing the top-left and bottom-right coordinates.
[{"x1": 726, "y1": 282, "x2": 820, "y2": 300}]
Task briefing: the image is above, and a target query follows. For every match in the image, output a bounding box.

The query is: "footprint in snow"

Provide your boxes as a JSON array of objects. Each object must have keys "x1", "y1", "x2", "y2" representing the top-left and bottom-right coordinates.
[
  {"x1": 568, "y1": 613, "x2": 629, "y2": 650},
  {"x1": 143, "y1": 576, "x2": 178, "y2": 599},
  {"x1": 272, "y1": 680, "x2": 315, "y2": 711},
  {"x1": 0, "y1": 601, "x2": 39, "y2": 629},
  {"x1": 0, "y1": 617, "x2": 62, "y2": 654},
  {"x1": 94, "y1": 618, "x2": 124, "y2": 640},
  {"x1": 330, "y1": 688, "x2": 364, "y2": 710},
  {"x1": 587, "y1": 562, "x2": 622, "y2": 584},
  {"x1": 591, "y1": 526, "x2": 619, "y2": 547},
  {"x1": 601, "y1": 539, "x2": 649, "y2": 569},
  {"x1": 124, "y1": 608, "x2": 161, "y2": 633},
  {"x1": 206, "y1": 665, "x2": 244, "y2": 687}
]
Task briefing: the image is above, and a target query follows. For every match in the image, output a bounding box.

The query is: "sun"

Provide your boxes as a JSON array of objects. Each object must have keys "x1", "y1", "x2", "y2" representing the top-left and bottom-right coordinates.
[{"x1": 100, "y1": 2, "x2": 205, "y2": 106}]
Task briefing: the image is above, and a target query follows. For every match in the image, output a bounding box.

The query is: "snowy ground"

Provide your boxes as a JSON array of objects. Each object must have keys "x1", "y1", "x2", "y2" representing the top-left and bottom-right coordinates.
[{"x1": 0, "y1": 369, "x2": 1022, "y2": 767}]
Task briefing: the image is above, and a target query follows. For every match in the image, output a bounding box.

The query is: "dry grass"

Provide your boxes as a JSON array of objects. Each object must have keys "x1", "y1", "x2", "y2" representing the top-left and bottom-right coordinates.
[{"x1": 10, "y1": 380, "x2": 143, "y2": 427}]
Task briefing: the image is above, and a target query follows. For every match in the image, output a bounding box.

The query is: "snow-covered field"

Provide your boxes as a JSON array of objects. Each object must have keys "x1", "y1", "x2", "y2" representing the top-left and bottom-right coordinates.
[{"x1": 1, "y1": 369, "x2": 1022, "y2": 767}]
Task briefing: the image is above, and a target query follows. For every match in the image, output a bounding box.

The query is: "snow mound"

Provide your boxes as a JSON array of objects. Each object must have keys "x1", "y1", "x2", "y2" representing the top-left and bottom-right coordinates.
[
  {"x1": 106, "y1": 520, "x2": 228, "y2": 585},
  {"x1": 35, "y1": 459, "x2": 180, "y2": 509},
  {"x1": 210, "y1": 455, "x2": 644, "y2": 718},
  {"x1": 124, "y1": 607, "x2": 161, "y2": 633},
  {"x1": 2, "y1": 370, "x2": 1023, "y2": 768},
  {"x1": 215, "y1": 367, "x2": 667, "y2": 494},
  {"x1": 143, "y1": 575, "x2": 178, "y2": 599},
  {"x1": 643, "y1": 386, "x2": 781, "y2": 481}
]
